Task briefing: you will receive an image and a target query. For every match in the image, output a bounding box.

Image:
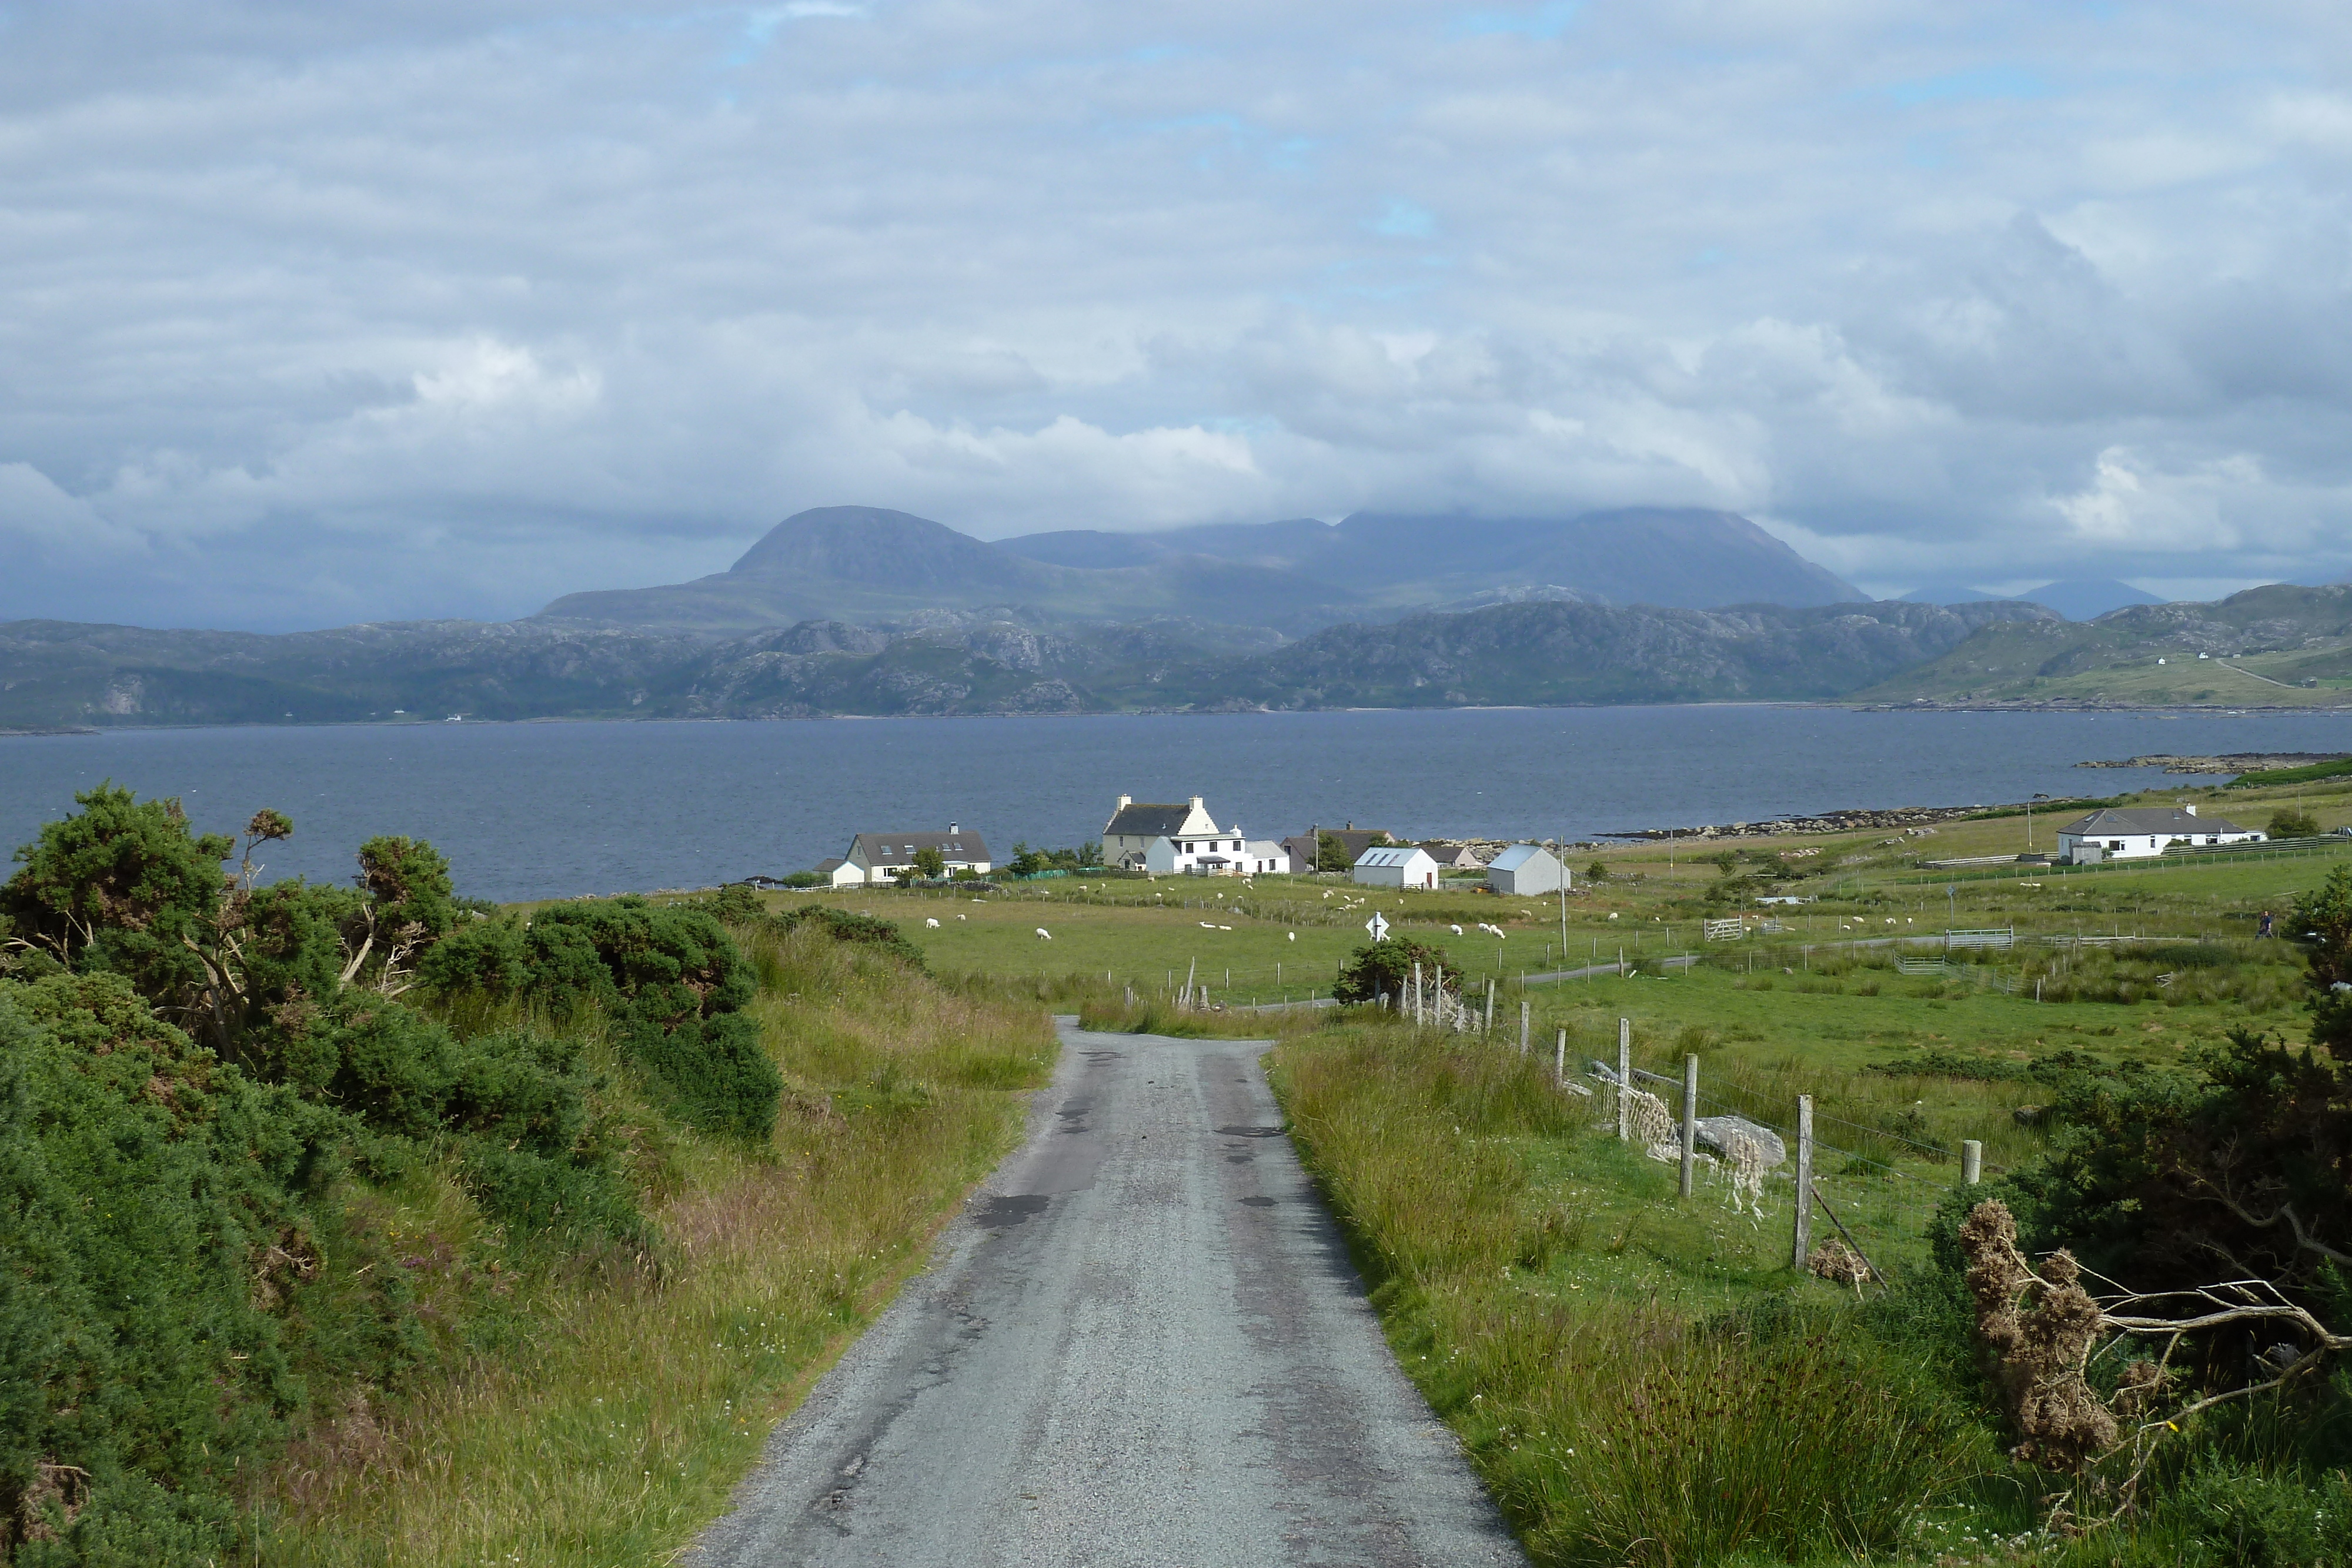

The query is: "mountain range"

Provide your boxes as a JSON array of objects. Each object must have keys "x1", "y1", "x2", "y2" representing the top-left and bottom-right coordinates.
[
  {"x1": 7, "y1": 503, "x2": 2343, "y2": 728},
  {"x1": 534, "y1": 505, "x2": 1862, "y2": 634}
]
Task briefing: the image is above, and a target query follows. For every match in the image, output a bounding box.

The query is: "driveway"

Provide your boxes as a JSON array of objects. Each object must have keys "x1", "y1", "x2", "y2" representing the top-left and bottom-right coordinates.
[{"x1": 687, "y1": 1017, "x2": 1524, "y2": 1568}]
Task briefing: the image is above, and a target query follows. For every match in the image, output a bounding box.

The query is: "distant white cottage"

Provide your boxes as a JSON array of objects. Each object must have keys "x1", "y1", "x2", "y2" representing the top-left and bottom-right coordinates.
[
  {"x1": 827, "y1": 824, "x2": 994, "y2": 886},
  {"x1": 1485, "y1": 843, "x2": 1566, "y2": 895},
  {"x1": 2056, "y1": 805, "x2": 2259, "y2": 864},
  {"x1": 1353, "y1": 844, "x2": 1441, "y2": 890},
  {"x1": 1106, "y1": 794, "x2": 1277, "y2": 876}
]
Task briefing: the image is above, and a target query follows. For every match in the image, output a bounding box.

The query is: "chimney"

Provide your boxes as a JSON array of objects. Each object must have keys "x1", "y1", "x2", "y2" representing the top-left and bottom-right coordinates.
[
  {"x1": 950, "y1": 821, "x2": 959, "y2": 833},
  {"x1": 1191, "y1": 795, "x2": 1203, "y2": 810},
  {"x1": 2184, "y1": 804, "x2": 2197, "y2": 817},
  {"x1": 1117, "y1": 794, "x2": 1131, "y2": 811}
]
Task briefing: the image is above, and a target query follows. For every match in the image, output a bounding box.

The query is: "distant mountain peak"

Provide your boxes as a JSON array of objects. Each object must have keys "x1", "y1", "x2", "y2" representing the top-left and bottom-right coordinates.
[{"x1": 539, "y1": 501, "x2": 1865, "y2": 634}]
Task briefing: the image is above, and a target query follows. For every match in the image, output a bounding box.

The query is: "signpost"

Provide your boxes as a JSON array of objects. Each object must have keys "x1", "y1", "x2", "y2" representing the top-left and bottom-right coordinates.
[{"x1": 1366, "y1": 912, "x2": 1390, "y2": 942}]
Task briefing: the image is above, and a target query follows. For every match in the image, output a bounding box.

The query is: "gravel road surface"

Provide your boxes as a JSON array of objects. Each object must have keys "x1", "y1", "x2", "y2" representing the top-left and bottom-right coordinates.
[{"x1": 687, "y1": 1017, "x2": 1524, "y2": 1568}]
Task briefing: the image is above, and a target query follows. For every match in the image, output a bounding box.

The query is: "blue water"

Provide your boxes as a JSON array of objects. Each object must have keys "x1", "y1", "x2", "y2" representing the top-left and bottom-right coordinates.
[{"x1": 2, "y1": 708, "x2": 2346, "y2": 903}]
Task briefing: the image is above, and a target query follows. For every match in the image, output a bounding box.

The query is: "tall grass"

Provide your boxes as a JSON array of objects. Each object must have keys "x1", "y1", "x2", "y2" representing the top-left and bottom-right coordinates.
[
  {"x1": 1271, "y1": 1025, "x2": 1980, "y2": 1566},
  {"x1": 263, "y1": 924, "x2": 1051, "y2": 1567}
]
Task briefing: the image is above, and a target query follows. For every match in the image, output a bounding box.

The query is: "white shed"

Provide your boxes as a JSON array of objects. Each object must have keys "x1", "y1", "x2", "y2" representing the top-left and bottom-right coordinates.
[
  {"x1": 1485, "y1": 844, "x2": 1566, "y2": 895},
  {"x1": 1354, "y1": 845, "x2": 1441, "y2": 890}
]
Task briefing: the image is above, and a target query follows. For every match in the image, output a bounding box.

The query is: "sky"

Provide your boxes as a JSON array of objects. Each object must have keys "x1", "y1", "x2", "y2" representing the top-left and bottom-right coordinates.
[{"x1": 7, "y1": 1, "x2": 2352, "y2": 631}]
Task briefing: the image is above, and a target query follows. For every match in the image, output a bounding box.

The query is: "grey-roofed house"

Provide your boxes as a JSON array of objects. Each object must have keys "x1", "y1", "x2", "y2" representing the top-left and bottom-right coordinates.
[
  {"x1": 1105, "y1": 794, "x2": 1239, "y2": 873},
  {"x1": 834, "y1": 824, "x2": 993, "y2": 885},
  {"x1": 1284, "y1": 824, "x2": 1395, "y2": 874},
  {"x1": 1486, "y1": 843, "x2": 1566, "y2": 894},
  {"x1": 2056, "y1": 805, "x2": 2259, "y2": 865}
]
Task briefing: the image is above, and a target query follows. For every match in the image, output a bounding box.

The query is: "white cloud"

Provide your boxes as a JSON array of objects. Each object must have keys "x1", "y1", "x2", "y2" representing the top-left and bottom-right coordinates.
[{"x1": 4, "y1": 1, "x2": 2352, "y2": 628}]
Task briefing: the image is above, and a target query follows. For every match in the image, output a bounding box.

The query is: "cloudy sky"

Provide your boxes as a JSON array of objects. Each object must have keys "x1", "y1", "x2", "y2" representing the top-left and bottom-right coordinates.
[{"x1": 7, "y1": 1, "x2": 2352, "y2": 630}]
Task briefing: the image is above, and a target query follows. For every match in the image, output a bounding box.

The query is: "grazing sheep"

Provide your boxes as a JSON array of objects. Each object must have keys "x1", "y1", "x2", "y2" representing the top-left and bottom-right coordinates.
[
  {"x1": 1200, "y1": 921, "x2": 1217, "y2": 929},
  {"x1": 1035, "y1": 927, "x2": 1052, "y2": 941},
  {"x1": 1450, "y1": 924, "x2": 1464, "y2": 935},
  {"x1": 957, "y1": 913, "x2": 967, "y2": 920},
  {"x1": 1287, "y1": 932, "x2": 1295, "y2": 941},
  {"x1": 926, "y1": 917, "x2": 940, "y2": 928}
]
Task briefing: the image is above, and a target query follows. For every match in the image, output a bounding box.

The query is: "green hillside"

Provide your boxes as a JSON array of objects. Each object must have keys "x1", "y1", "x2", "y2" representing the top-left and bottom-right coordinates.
[{"x1": 1849, "y1": 582, "x2": 2352, "y2": 707}]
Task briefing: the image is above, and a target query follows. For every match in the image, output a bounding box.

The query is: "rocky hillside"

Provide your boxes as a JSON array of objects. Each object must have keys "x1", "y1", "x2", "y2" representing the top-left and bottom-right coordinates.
[{"x1": 3, "y1": 599, "x2": 2047, "y2": 728}]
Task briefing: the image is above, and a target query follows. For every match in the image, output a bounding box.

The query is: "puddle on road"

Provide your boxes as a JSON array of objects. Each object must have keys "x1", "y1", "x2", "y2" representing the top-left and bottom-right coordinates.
[{"x1": 976, "y1": 1195, "x2": 1051, "y2": 1229}]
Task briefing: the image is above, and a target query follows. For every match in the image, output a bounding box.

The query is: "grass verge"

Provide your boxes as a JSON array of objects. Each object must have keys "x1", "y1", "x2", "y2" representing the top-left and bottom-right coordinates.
[{"x1": 262, "y1": 922, "x2": 1053, "y2": 1567}]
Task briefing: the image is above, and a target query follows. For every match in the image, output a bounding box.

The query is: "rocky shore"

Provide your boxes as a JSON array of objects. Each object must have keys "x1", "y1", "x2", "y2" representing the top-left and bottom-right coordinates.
[{"x1": 2073, "y1": 752, "x2": 2351, "y2": 773}]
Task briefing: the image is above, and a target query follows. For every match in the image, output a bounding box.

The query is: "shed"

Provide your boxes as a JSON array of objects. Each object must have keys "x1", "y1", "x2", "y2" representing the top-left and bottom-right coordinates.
[
  {"x1": 1353, "y1": 845, "x2": 1441, "y2": 890},
  {"x1": 1485, "y1": 844, "x2": 1566, "y2": 895}
]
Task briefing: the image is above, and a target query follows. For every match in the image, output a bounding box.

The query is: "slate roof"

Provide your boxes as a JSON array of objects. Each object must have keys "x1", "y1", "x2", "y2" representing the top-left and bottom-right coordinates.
[
  {"x1": 1355, "y1": 845, "x2": 1435, "y2": 868},
  {"x1": 849, "y1": 830, "x2": 993, "y2": 864},
  {"x1": 1106, "y1": 802, "x2": 1196, "y2": 837},
  {"x1": 2058, "y1": 808, "x2": 2248, "y2": 837}
]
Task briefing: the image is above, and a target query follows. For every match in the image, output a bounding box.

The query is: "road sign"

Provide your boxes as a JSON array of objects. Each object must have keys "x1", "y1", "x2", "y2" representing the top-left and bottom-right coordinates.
[{"x1": 1365, "y1": 912, "x2": 1390, "y2": 942}]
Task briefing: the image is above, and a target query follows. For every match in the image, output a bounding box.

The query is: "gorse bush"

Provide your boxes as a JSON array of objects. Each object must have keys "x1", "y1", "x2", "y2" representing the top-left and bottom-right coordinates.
[
  {"x1": 421, "y1": 896, "x2": 782, "y2": 1139},
  {"x1": 0, "y1": 972, "x2": 356, "y2": 1560},
  {"x1": 0, "y1": 788, "x2": 783, "y2": 1561}
]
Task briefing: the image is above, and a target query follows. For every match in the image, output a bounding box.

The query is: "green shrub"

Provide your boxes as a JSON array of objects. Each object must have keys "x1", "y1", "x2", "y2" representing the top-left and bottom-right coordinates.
[
  {"x1": 524, "y1": 900, "x2": 779, "y2": 1139},
  {"x1": 1331, "y1": 935, "x2": 1458, "y2": 1005},
  {"x1": 0, "y1": 974, "x2": 355, "y2": 1563}
]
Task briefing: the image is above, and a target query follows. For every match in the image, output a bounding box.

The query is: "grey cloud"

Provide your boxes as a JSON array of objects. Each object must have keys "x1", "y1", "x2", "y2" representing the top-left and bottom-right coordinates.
[{"x1": 5, "y1": 1, "x2": 2352, "y2": 628}]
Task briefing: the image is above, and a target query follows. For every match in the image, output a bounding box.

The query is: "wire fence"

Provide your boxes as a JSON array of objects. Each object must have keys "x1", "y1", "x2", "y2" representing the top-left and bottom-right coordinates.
[{"x1": 1575, "y1": 1021, "x2": 2003, "y2": 1288}]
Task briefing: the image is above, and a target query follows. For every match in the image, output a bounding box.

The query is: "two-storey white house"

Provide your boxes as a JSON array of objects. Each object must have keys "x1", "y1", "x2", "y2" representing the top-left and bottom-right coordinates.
[
  {"x1": 2056, "y1": 805, "x2": 2260, "y2": 864},
  {"x1": 1105, "y1": 794, "x2": 1269, "y2": 875},
  {"x1": 827, "y1": 824, "x2": 993, "y2": 886}
]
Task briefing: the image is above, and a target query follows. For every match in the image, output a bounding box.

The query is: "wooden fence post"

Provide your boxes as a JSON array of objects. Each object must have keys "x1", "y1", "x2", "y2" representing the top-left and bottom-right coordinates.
[
  {"x1": 1616, "y1": 1019, "x2": 1632, "y2": 1141},
  {"x1": 1792, "y1": 1095, "x2": 1815, "y2": 1268},
  {"x1": 1412, "y1": 962, "x2": 1422, "y2": 1027},
  {"x1": 1962, "y1": 1139, "x2": 1983, "y2": 1186},
  {"x1": 1555, "y1": 1027, "x2": 1566, "y2": 1088},
  {"x1": 1519, "y1": 999, "x2": 1531, "y2": 1057},
  {"x1": 1485, "y1": 977, "x2": 1496, "y2": 1033},
  {"x1": 1679, "y1": 1054, "x2": 1699, "y2": 1198}
]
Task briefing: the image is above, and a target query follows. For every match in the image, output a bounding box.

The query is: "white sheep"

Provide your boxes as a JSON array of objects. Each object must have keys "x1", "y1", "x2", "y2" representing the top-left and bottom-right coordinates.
[
  {"x1": 1200, "y1": 921, "x2": 1217, "y2": 929},
  {"x1": 1450, "y1": 924, "x2": 1464, "y2": 935},
  {"x1": 957, "y1": 913, "x2": 967, "y2": 921},
  {"x1": 1035, "y1": 927, "x2": 1052, "y2": 941},
  {"x1": 1287, "y1": 932, "x2": 1295, "y2": 941},
  {"x1": 1218, "y1": 924, "x2": 1232, "y2": 931},
  {"x1": 926, "y1": 917, "x2": 940, "y2": 928}
]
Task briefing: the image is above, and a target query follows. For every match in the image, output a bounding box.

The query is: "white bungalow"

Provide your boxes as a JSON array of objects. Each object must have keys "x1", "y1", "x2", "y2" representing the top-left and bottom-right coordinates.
[
  {"x1": 1354, "y1": 844, "x2": 1442, "y2": 890},
  {"x1": 1486, "y1": 844, "x2": 1566, "y2": 895},
  {"x1": 831, "y1": 824, "x2": 994, "y2": 885},
  {"x1": 2056, "y1": 805, "x2": 2260, "y2": 865},
  {"x1": 1241, "y1": 839, "x2": 1292, "y2": 875}
]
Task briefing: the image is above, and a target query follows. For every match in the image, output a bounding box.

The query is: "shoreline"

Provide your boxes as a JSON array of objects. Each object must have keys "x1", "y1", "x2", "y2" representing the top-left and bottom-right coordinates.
[{"x1": 11, "y1": 697, "x2": 2352, "y2": 737}]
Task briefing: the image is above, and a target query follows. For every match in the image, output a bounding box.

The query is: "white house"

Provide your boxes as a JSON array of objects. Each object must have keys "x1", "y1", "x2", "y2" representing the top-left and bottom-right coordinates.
[
  {"x1": 1241, "y1": 839, "x2": 1292, "y2": 875},
  {"x1": 1486, "y1": 843, "x2": 1566, "y2": 895},
  {"x1": 1354, "y1": 844, "x2": 1442, "y2": 889},
  {"x1": 831, "y1": 824, "x2": 994, "y2": 885},
  {"x1": 1107, "y1": 794, "x2": 1260, "y2": 875},
  {"x1": 2056, "y1": 805, "x2": 2260, "y2": 865}
]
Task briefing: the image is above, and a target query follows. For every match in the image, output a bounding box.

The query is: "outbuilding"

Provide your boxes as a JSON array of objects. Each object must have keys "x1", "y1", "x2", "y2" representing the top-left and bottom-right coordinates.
[
  {"x1": 1485, "y1": 843, "x2": 1566, "y2": 895},
  {"x1": 1353, "y1": 844, "x2": 1441, "y2": 890}
]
